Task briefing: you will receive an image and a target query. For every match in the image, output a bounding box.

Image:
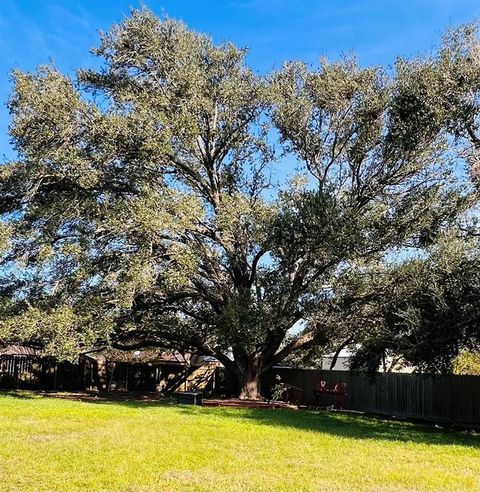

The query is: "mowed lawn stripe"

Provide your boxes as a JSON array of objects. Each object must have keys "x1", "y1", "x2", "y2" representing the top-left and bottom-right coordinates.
[{"x1": 0, "y1": 391, "x2": 479, "y2": 491}]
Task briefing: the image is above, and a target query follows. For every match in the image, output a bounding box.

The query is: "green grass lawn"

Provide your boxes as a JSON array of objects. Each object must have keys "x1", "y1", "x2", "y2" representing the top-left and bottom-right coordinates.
[{"x1": 0, "y1": 391, "x2": 479, "y2": 492}]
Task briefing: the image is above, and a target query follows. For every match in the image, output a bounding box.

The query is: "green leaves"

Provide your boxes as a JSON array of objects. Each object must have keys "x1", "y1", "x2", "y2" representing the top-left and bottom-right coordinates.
[
  {"x1": 347, "y1": 233, "x2": 480, "y2": 373},
  {"x1": 272, "y1": 58, "x2": 388, "y2": 188},
  {"x1": 0, "y1": 305, "x2": 111, "y2": 362},
  {"x1": 0, "y1": 8, "x2": 479, "y2": 383}
]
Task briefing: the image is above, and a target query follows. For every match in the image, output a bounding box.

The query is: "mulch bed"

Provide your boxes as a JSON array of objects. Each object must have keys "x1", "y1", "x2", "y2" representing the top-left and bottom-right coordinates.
[
  {"x1": 203, "y1": 398, "x2": 298, "y2": 410},
  {"x1": 4, "y1": 390, "x2": 298, "y2": 409},
  {"x1": 33, "y1": 390, "x2": 165, "y2": 403}
]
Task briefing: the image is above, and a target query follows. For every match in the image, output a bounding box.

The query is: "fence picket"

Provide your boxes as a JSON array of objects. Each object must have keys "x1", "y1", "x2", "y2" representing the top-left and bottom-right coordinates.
[{"x1": 264, "y1": 367, "x2": 480, "y2": 426}]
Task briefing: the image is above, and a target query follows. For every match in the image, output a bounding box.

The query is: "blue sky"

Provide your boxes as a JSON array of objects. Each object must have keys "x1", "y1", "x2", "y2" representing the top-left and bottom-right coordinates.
[{"x1": 1, "y1": 0, "x2": 479, "y2": 160}]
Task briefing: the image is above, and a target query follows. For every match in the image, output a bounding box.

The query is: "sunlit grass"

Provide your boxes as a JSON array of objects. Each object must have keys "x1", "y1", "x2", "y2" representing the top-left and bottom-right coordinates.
[{"x1": 0, "y1": 390, "x2": 479, "y2": 491}]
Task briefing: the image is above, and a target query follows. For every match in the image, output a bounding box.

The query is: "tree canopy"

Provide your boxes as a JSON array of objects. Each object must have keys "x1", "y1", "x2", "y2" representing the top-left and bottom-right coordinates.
[{"x1": 1, "y1": 9, "x2": 480, "y2": 397}]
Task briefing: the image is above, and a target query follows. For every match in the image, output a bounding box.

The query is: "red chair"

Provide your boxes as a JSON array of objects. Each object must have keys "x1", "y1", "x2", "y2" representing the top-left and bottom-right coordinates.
[
  {"x1": 312, "y1": 379, "x2": 327, "y2": 405},
  {"x1": 312, "y1": 380, "x2": 347, "y2": 409},
  {"x1": 332, "y1": 382, "x2": 347, "y2": 409}
]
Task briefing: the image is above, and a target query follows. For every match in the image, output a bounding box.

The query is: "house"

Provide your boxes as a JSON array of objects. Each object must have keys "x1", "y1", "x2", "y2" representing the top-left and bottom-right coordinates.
[
  {"x1": 321, "y1": 346, "x2": 414, "y2": 373},
  {"x1": 321, "y1": 348, "x2": 353, "y2": 371},
  {"x1": 0, "y1": 346, "x2": 220, "y2": 392}
]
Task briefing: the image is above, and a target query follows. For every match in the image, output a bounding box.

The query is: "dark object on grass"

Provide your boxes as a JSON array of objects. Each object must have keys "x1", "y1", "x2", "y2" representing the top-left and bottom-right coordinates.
[{"x1": 175, "y1": 391, "x2": 203, "y2": 405}]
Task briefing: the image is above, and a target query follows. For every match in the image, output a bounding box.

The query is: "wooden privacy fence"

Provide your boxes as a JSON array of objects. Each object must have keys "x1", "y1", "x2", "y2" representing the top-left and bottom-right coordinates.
[
  {"x1": 264, "y1": 367, "x2": 480, "y2": 426},
  {"x1": 3, "y1": 355, "x2": 479, "y2": 425}
]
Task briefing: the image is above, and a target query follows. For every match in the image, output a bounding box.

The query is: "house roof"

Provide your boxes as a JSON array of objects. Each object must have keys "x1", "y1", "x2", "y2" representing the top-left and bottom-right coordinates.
[
  {"x1": 0, "y1": 345, "x2": 41, "y2": 356},
  {"x1": 0, "y1": 345, "x2": 220, "y2": 367},
  {"x1": 83, "y1": 349, "x2": 219, "y2": 366}
]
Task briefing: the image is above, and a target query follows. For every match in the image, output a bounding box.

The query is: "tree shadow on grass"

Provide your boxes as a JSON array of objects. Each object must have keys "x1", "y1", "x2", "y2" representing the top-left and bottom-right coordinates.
[
  {"x1": 0, "y1": 389, "x2": 42, "y2": 399},
  {"x1": 90, "y1": 399, "x2": 480, "y2": 449},
  {"x1": 0, "y1": 389, "x2": 172, "y2": 403},
  {"x1": 173, "y1": 404, "x2": 480, "y2": 449},
  {"x1": 2, "y1": 389, "x2": 479, "y2": 449},
  {"x1": 64, "y1": 397, "x2": 480, "y2": 449}
]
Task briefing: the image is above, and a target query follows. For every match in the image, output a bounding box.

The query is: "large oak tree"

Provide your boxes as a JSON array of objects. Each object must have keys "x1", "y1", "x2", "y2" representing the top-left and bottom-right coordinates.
[{"x1": 1, "y1": 10, "x2": 479, "y2": 398}]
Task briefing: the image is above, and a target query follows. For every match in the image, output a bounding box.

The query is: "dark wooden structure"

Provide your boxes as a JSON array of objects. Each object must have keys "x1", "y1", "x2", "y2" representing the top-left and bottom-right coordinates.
[
  {"x1": 175, "y1": 391, "x2": 203, "y2": 405},
  {"x1": 0, "y1": 354, "x2": 213, "y2": 394},
  {"x1": 0, "y1": 355, "x2": 86, "y2": 391}
]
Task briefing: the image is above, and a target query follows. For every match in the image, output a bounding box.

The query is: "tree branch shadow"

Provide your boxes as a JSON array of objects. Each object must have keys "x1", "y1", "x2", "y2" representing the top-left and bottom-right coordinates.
[
  {"x1": 2, "y1": 389, "x2": 478, "y2": 449},
  {"x1": 179, "y1": 404, "x2": 480, "y2": 449}
]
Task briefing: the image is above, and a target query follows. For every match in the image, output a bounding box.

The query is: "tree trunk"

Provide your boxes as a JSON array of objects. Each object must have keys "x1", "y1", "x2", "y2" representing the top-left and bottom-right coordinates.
[{"x1": 237, "y1": 356, "x2": 262, "y2": 400}]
